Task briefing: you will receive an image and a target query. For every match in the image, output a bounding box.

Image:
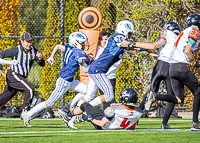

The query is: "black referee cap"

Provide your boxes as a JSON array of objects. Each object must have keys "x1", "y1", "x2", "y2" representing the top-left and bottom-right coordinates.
[{"x1": 21, "y1": 32, "x2": 33, "y2": 41}]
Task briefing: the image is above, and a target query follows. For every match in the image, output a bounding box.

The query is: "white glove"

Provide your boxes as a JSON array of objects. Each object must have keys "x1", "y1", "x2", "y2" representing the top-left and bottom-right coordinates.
[
  {"x1": 47, "y1": 57, "x2": 54, "y2": 65},
  {"x1": 10, "y1": 60, "x2": 19, "y2": 65}
]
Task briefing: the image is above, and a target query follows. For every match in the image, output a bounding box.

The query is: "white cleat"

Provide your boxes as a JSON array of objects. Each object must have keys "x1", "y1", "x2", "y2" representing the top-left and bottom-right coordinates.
[
  {"x1": 144, "y1": 91, "x2": 156, "y2": 111},
  {"x1": 67, "y1": 116, "x2": 78, "y2": 129},
  {"x1": 21, "y1": 109, "x2": 31, "y2": 127}
]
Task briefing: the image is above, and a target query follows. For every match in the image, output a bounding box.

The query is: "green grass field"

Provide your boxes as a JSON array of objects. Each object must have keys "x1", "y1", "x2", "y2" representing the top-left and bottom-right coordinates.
[{"x1": 0, "y1": 118, "x2": 199, "y2": 143}]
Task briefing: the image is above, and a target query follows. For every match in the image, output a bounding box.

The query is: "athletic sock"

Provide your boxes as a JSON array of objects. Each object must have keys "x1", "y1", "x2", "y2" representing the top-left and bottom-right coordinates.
[
  {"x1": 156, "y1": 94, "x2": 178, "y2": 104},
  {"x1": 193, "y1": 95, "x2": 200, "y2": 123},
  {"x1": 27, "y1": 101, "x2": 47, "y2": 118},
  {"x1": 69, "y1": 93, "x2": 84, "y2": 108},
  {"x1": 162, "y1": 102, "x2": 174, "y2": 125},
  {"x1": 77, "y1": 99, "x2": 84, "y2": 107},
  {"x1": 89, "y1": 96, "x2": 103, "y2": 107}
]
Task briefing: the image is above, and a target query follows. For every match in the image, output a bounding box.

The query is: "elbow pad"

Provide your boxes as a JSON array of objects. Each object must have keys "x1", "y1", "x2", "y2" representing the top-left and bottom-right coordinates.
[
  {"x1": 128, "y1": 42, "x2": 136, "y2": 49},
  {"x1": 187, "y1": 37, "x2": 196, "y2": 47}
]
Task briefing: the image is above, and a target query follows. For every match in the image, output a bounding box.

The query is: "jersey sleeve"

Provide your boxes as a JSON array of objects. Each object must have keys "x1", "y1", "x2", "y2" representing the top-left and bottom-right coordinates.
[
  {"x1": 159, "y1": 30, "x2": 167, "y2": 45},
  {"x1": 77, "y1": 51, "x2": 87, "y2": 64},
  {"x1": 188, "y1": 27, "x2": 200, "y2": 43},
  {"x1": 113, "y1": 34, "x2": 127, "y2": 47}
]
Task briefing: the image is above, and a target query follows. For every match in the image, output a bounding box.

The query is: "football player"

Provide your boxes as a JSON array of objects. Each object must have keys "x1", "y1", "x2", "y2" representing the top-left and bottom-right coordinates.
[
  {"x1": 59, "y1": 88, "x2": 142, "y2": 130},
  {"x1": 144, "y1": 13, "x2": 200, "y2": 131},
  {"x1": 23, "y1": 31, "x2": 93, "y2": 127},
  {"x1": 58, "y1": 20, "x2": 141, "y2": 127},
  {"x1": 133, "y1": 21, "x2": 180, "y2": 129}
]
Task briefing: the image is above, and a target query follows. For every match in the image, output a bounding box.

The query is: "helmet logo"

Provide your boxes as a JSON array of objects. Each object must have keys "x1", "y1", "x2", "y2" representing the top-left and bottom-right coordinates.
[
  {"x1": 76, "y1": 33, "x2": 84, "y2": 39},
  {"x1": 125, "y1": 23, "x2": 131, "y2": 30}
]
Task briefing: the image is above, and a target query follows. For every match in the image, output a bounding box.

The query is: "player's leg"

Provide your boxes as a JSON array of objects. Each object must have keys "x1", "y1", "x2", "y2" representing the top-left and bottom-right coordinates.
[
  {"x1": 177, "y1": 66, "x2": 200, "y2": 130},
  {"x1": 66, "y1": 80, "x2": 87, "y2": 110},
  {"x1": 89, "y1": 73, "x2": 114, "y2": 105},
  {"x1": 77, "y1": 75, "x2": 99, "y2": 106},
  {"x1": 26, "y1": 77, "x2": 71, "y2": 126},
  {"x1": 161, "y1": 77, "x2": 175, "y2": 129},
  {"x1": 145, "y1": 61, "x2": 165, "y2": 110},
  {"x1": 102, "y1": 78, "x2": 116, "y2": 110}
]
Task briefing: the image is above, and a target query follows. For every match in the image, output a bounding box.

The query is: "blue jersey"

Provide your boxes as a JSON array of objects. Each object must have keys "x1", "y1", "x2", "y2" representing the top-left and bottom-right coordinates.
[
  {"x1": 59, "y1": 44, "x2": 87, "y2": 81},
  {"x1": 89, "y1": 33, "x2": 127, "y2": 74}
]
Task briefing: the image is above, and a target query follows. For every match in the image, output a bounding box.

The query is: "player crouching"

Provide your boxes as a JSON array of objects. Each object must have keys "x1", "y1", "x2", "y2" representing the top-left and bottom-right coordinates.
[{"x1": 58, "y1": 88, "x2": 143, "y2": 130}]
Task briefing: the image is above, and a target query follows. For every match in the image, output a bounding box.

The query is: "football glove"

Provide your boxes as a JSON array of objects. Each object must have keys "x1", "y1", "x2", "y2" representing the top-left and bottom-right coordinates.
[
  {"x1": 82, "y1": 114, "x2": 93, "y2": 122},
  {"x1": 10, "y1": 60, "x2": 19, "y2": 66},
  {"x1": 195, "y1": 61, "x2": 200, "y2": 68},
  {"x1": 47, "y1": 57, "x2": 54, "y2": 65},
  {"x1": 128, "y1": 42, "x2": 136, "y2": 49}
]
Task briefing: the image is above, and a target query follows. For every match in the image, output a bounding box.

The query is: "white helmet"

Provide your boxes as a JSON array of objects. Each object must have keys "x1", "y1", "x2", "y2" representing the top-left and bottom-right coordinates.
[
  {"x1": 68, "y1": 31, "x2": 88, "y2": 50},
  {"x1": 115, "y1": 20, "x2": 135, "y2": 38}
]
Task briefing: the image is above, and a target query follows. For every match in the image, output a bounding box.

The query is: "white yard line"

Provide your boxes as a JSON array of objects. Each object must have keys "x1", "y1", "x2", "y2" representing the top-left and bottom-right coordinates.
[
  {"x1": 0, "y1": 118, "x2": 192, "y2": 121},
  {"x1": 0, "y1": 129, "x2": 197, "y2": 135}
]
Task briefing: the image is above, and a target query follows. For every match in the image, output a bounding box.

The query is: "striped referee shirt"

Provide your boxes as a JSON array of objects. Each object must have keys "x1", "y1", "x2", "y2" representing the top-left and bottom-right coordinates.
[{"x1": 0, "y1": 45, "x2": 45, "y2": 77}]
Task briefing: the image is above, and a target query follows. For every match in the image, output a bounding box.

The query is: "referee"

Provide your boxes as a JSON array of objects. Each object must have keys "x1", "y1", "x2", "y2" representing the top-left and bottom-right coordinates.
[{"x1": 0, "y1": 32, "x2": 45, "y2": 122}]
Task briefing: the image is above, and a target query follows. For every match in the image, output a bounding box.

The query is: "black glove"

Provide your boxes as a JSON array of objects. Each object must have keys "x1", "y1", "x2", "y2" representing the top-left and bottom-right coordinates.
[
  {"x1": 195, "y1": 61, "x2": 200, "y2": 68},
  {"x1": 128, "y1": 42, "x2": 136, "y2": 49},
  {"x1": 82, "y1": 114, "x2": 93, "y2": 122}
]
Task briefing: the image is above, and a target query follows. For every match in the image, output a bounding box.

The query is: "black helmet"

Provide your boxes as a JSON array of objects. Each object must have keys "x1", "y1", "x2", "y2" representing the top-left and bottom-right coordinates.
[
  {"x1": 185, "y1": 13, "x2": 200, "y2": 29},
  {"x1": 163, "y1": 21, "x2": 180, "y2": 35},
  {"x1": 119, "y1": 88, "x2": 138, "y2": 106}
]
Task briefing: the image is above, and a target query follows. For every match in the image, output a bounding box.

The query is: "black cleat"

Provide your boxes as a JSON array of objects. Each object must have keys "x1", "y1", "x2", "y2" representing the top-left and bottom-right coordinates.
[{"x1": 161, "y1": 124, "x2": 174, "y2": 129}]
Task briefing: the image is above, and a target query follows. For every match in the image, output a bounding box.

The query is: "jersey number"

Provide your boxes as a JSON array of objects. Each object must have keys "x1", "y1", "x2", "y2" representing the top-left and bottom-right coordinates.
[
  {"x1": 120, "y1": 118, "x2": 136, "y2": 129},
  {"x1": 64, "y1": 49, "x2": 73, "y2": 64}
]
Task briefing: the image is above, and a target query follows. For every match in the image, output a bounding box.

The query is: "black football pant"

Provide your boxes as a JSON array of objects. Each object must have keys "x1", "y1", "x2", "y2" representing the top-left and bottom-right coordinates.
[
  {"x1": 170, "y1": 63, "x2": 200, "y2": 122},
  {"x1": 0, "y1": 70, "x2": 34, "y2": 110},
  {"x1": 80, "y1": 102, "x2": 104, "y2": 129},
  {"x1": 149, "y1": 60, "x2": 174, "y2": 125}
]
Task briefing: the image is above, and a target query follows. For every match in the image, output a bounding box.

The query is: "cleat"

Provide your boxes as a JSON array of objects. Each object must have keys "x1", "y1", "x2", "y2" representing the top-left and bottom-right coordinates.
[
  {"x1": 191, "y1": 121, "x2": 200, "y2": 131},
  {"x1": 76, "y1": 114, "x2": 85, "y2": 123},
  {"x1": 67, "y1": 116, "x2": 78, "y2": 129},
  {"x1": 161, "y1": 124, "x2": 174, "y2": 129},
  {"x1": 144, "y1": 91, "x2": 156, "y2": 111},
  {"x1": 21, "y1": 109, "x2": 31, "y2": 127},
  {"x1": 58, "y1": 108, "x2": 71, "y2": 123}
]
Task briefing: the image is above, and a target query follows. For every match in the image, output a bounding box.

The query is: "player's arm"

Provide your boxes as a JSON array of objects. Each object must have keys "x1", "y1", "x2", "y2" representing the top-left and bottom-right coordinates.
[
  {"x1": 184, "y1": 38, "x2": 196, "y2": 64},
  {"x1": 47, "y1": 44, "x2": 65, "y2": 65},
  {"x1": 0, "y1": 47, "x2": 18, "y2": 77},
  {"x1": 0, "y1": 58, "x2": 18, "y2": 65},
  {"x1": 91, "y1": 117, "x2": 110, "y2": 127},
  {"x1": 120, "y1": 40, "x2": 163, "y2": 50}
]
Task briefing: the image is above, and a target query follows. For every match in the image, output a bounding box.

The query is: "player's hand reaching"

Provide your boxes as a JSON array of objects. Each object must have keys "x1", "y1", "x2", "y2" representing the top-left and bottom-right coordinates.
[{"x1": 47, "y1": 57, "x2": 54, "y2": 65}]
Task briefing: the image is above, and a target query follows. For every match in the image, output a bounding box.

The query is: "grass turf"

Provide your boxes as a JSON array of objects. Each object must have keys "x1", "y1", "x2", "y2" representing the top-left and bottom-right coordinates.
[{"x1": 0, "y1": 118, "x2": 199, "y2": 143}]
